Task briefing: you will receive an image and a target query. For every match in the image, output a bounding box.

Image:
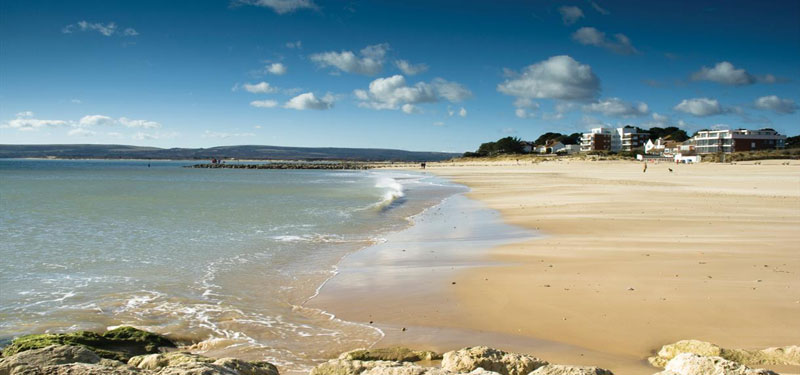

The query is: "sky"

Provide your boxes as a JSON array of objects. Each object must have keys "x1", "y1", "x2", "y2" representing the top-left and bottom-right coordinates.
[{"x1": 1, "y1": 0, "x2": 798, "y2": 152}]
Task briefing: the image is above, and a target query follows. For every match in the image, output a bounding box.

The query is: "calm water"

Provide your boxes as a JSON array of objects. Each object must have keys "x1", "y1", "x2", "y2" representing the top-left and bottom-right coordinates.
[{"x1": 0, "y1": 159, "x2": 464, "y2": 371}]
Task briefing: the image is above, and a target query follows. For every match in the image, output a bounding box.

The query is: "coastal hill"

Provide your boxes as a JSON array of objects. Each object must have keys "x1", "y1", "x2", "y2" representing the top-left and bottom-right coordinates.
[{"x1": 0, "y1": 144, "x2": 460, "y2": 162}]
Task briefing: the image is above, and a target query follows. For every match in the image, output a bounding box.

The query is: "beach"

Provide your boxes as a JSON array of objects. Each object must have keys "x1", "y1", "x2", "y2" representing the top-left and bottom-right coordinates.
[{"x1": 312, "y1": 159, "x2": 800, "y2": 374}]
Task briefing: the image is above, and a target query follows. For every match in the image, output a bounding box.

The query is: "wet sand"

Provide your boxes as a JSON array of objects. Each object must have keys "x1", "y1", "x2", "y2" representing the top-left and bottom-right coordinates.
[{"x1": 311, "y1": 159, "x2": 800, "y2": 374}]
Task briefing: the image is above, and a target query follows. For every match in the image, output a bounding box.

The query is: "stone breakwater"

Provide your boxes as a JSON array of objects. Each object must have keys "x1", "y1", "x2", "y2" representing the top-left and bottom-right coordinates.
[
  {"x1": 186, "y1": 162, "x2": 375, "y2": 170},
  {"x1": 1, "y1": 328, "x2": 797, "y2": 375}
]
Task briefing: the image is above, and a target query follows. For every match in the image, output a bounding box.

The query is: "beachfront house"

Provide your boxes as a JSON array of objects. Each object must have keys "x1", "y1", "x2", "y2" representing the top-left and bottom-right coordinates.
[
  {"x1": 645, "y1": 138, "x2": 681, "y2": 155},
  {"x1": 691, "y1": 128, "x2": 786, "y2": 154}
]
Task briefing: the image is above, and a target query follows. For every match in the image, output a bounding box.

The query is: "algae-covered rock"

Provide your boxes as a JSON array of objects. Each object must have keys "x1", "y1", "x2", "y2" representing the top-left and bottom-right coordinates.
[
  {"x1": 529, "y1": 365, "x2": 613, "y2": 375},
  {"x1": 1, "y1": 327, "x2": 175, "y2": 362},
  {"x1": 653, "y1": 353, "x2": 778, "y2": 375},
  {"x1": 340, "y1": 348, "x2": 441, "y2": 362},
  {"x1": 648, "y1": 340, "x2": 800, "y2": 368},
  {"x1": 441, "y1": 347, "x2": 547, "y2": 375},
  {"x1": 213, "y1": 358, "x2": 279, "y2": 375},
  {"x1": 14, "y1": 362, "x2": 142, "y2": 375}
]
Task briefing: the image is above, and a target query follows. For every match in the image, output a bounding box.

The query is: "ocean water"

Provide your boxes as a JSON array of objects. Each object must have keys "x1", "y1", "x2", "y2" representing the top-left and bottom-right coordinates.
[{"x1": 0, "y1": 159, "x2": 465, "y2": 371}]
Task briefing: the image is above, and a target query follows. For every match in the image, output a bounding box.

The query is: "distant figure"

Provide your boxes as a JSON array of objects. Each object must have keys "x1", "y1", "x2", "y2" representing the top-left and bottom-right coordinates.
[
  {"x1": 643, "y1": 163, "x2": 648, "y2": 173},
  {"x1": 147, "y1": 163, "x2": 151, "y2": 168},
  {"x1": 668, "y1": 168, "x2": 673, "y2": 173},
  {"x1": 420, "y1": 162, "x2": 426, "y2": 169}
]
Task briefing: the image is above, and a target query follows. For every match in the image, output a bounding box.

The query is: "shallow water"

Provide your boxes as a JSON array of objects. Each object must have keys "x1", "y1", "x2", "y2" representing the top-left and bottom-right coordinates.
[{"x1": 0, "y1": 159, "x2": 464, "y2": 371}]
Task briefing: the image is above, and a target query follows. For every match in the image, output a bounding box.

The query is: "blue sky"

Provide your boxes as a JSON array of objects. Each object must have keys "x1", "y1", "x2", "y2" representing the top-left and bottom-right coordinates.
[{"x1": 1, "y1": 0, "x2": 798, "y2": 152}]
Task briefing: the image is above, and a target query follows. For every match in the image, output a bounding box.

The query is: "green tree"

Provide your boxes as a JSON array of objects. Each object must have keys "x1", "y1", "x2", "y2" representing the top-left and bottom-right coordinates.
[{"x1": 495, "y1": 136, "x2": 525, "y2": 154}]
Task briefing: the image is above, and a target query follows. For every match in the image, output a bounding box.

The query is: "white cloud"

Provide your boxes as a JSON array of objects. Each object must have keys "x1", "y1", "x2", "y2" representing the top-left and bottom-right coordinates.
[
  {"x1": 62, "y1": 21, "x2": 137, "y2": 37},
  {"x1": 395, "y1": 60, "x2": 429, "y2": 75},
  {"x1": 310, "y1": 43, "x2": 389, "y2": 75},
  {"x1": 501, "y1": 127, "x2": 517, "y2": 134},
  {"x1": 584, "y1": 97, "x2": 649, "y2": 117},
  {"x1": 458, "y1": 107, "x2": 467, "y2": 117},
  {"x1": 284, "y1": 92, "x2": 335, "y2": 110},
  {"x1": 498, "y1": 55, "x2": 600, "y2": 100},
  {"x1": 572, "y1": 27, "x2": 637, "y2": 55},
  {"x1": 68, "y1": 128, "x2": 96, "y2": 137},
  {"x1": 202, "y1": 131, "x2": 255, "y2": 138},
  {"x1": 402, "y1": 104, "x2": 421, "y2": 114},
  {"x1": 432, "y1": 78, "x2": 472, "y2": 102},
  {"x1": 558, "y1": 6, "x2": 584, "y2": 25},
  {"x1": 674, "y1": 98, "x2": 724, "y2": 116},
  {"x1": 118, "y1": 117, "x2": 161, "y2": 129},
  {"x1": 250, "y1": 99, "x2": 279, "y2": 108},
  {"x1": 589, "y1": 1, "x2": 610, "y2": 15},
  {"x1": 71, "y1": 99, "x2": 82, "y2": 104},
  {"x1": 691, "y1": 61, "x2": 755, "y2": 86},
  {"x1": 433, "y1": 121, "x2": 445, "y2": 127},
  {"x1": 267, "y1": 63, "x2": 287, "y2": 75},
  {"x1": 242, "y1": 82, "x2": 278, "y2": 94},
  {"x1": 354, "y1": 75, "x2": 471, "y2": 112},
  {"x1": 754, "y1": 95, "x2": 797, "y2": 114},
  {"x1": 2, "y1": 112, "x2": 68, "y2": 131},
  {"x1": 78, "y1": 115, "x2": 115, "y2": 127},
  {"x1": 235, "y1": 0, "x2": 317, "y2": 14},
  {"x1": 132, "y1": 131, "x2": 178, "y2": 141},
  {"x1": 286, "y1": 40, "x2": 302, "y2": 49}
]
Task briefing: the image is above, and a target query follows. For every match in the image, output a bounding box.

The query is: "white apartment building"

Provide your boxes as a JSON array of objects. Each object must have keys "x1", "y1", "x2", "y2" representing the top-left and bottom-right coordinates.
[
  {"x1": 692, "y1": 128, "x2": 786, "y2": 154},
  {"x1": 581, "y1": 126, "x2": 649, "y2": 152}
]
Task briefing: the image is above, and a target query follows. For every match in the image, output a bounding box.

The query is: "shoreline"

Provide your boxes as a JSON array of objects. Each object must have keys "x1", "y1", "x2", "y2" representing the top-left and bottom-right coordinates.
[{"x1": 310, "y1": 159, "x2": 800, "y2": 375}]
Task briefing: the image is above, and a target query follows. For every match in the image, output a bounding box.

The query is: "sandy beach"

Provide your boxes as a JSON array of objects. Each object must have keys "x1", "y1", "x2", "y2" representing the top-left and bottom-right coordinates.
[{"x1": 312, "y1": 159, "x2": 800, "y2": 374}]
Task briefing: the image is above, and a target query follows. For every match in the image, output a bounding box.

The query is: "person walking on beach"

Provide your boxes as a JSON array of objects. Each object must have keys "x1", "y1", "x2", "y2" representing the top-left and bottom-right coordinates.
[{"x1": 643, "y1": 163, "x2": 648, "y2": 173}]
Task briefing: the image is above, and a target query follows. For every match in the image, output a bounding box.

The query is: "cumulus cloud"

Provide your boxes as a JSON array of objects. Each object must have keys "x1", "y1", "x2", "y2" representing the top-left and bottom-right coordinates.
[
  {"x1": 235, "y1": 0, "x2": 317, "y2": 14},
  {"x1": 310, "y1": 43, "x2": 389, "y2": 75},
  {"x1": 62, "y1": 21, "x2": 137, "y2": 37},
  {"x1": 68, "y1": 128, "x2": 96, "y2": 137},
  {"x1": 691, "y1": 61, "x2": 755, "y2": 86},
  {"x1": 250, "y1": 99, "x2": 279, "y2": 108},
  {"x1": 458, "y1": 107, "x2": 467, "y2": 117},
  {"x1": 754, "y1": 95, "x2": 797, "y2": 114},
  {"x1": 1, "y1": 112, "x2": 68, "y2": 131},
  {"x1": 286, "y1": 40, "x2": 302, "y2": 49},
  {"x1": 572, "y1": 27, "x2": 637, "y2": 55},
  {"x1": 512, "y1": 98, "x2": 540, "y2": 119},
  {"x1": 78, "y1": 115, "x2": 115, "y2": 127},
  {"x1": 395, "y1": 60, "x2": 429, "y2": 75},
  {"x1": 267, "y1": 63, "x2": 287, "y2": 75},
  {"x1": 584, "y1": 97, "x2": 649, "y2": 117},
  {"x1": 431, "y1": 78, "x2": 472, "y2": 102},
  {"x1": 354, "y1": 75, "x2": 471, "y2": 112},
  {"x1": 242, "y1": 82, "x2": 278, "y2": 94},
  {"x1": 284, "y1": 92, "x2": 335, "y2": 110},
  {"x1": 558, "y1": 6, "x2": 584, "y2": 25},
  {"x1": 118, "y1": 117, "x2": 161, "y2": 128},
  {"x1": 498, "y1": 55, "x2": 600, "y2": 101},
  {"x1": 674, "y1": 98, "x2": 724, "y2": 116}
]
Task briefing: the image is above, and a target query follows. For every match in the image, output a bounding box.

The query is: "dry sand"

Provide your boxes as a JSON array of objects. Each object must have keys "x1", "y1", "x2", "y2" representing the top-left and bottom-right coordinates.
[{"x1": 312, "y1": 159, "x2": 800, "y2": 374}]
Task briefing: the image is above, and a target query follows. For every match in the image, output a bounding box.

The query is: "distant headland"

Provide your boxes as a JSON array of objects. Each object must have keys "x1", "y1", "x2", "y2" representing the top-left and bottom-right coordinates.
[{"x1": 0, "y1": 144, "x2": 460, "y2": 162}]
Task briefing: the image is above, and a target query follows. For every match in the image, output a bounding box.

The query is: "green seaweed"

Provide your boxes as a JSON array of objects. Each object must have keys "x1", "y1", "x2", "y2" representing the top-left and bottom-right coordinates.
[{"x1": 1, "y1": 327, "x2": 175, "y2": 361}]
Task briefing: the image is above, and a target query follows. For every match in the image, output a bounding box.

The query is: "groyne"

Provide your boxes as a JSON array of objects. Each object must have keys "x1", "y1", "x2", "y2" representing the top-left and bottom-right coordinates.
[{"x1": 186, "y1": 162, "x2": 375, "y2": 170}]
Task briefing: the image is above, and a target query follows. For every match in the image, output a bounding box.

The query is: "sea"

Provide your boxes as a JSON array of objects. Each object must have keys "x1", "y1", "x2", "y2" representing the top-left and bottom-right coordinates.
[{"x1": 0, "y1": 159, "x2": 467, "y2": 372}]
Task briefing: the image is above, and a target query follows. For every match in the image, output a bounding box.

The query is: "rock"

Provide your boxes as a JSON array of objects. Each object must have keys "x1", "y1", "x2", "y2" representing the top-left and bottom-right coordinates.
[
  {"x1": 529, "y1": 365, "x2": 613, "y2": 375},
  {"x1": 0, "y1": 345, "x2": 101, "y2": 375},
  {"x1": 129, "y1": 352, "x2": 214, "y2": 370},
  {"x1": 339, "y1": 348, "x2": 441, "y2": 362},
  {"x1": 1, "y1": 327, "x2": 175, "y2": 361},
  {"x1": 653, "y1": 353, "x2": 778, "y2": 375},
  {"x1": 13, "y1": 362, "x2": 141, "y2": 375},
  {"x1": 0, "y1": 344, "x2": 279, "y2": 375},
  {"x1": 310, "y1": 359, "x2": 408, "y2": 375},
  {"x1": 441, "y1": 347, "x2": 547, "y2": 375},
  {"x1": 360, "y1": 364, "x2": 430, "y2": 375},
  {"x1": 648, "y1": 340, "x2": 800, "y2": 368},
  {"x1": 213, "y1": 358, "x2": 279, "y2": 375}
]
